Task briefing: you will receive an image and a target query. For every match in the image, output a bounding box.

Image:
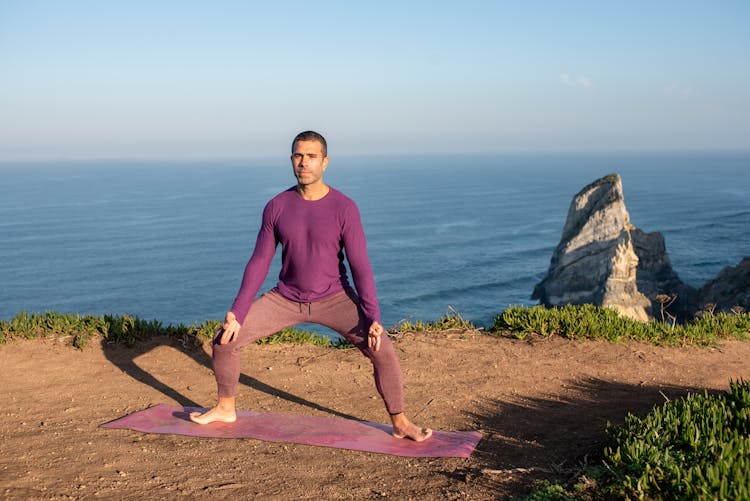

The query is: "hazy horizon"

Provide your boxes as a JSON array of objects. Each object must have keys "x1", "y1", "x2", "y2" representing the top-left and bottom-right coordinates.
[{"x1": 2, "y1": 148, "x2": 750, "y2": 167}]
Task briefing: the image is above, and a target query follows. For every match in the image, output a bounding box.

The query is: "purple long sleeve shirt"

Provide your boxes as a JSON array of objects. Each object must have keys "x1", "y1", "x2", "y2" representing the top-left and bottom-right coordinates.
[{"x1": 230, "y1": 186, "x2": 381, "y2": 325}]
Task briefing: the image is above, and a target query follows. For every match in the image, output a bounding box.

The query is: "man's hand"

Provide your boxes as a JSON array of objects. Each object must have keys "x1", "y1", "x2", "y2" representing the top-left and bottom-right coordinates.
[
  {"x1": 219, "y1": 311, "x2": 241, "y2": 345},
  {"x1": 368, "y1": 321, "x2": 383, "y2": 352}
]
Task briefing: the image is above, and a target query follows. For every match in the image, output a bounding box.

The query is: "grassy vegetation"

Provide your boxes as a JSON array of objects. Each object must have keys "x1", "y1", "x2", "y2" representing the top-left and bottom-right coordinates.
[
  {"x1": 0, "y1": 311, "x2": 349, "y2": 349},
  {"x1": 521, "y1": 481, "x2": 577, "y2": 501},
  {"x1": 493, "y1": 304, "x2": 750, "y2": 347},
  {"x1": 256, "y1": 327, "x2": 353, "y2": 349},
  {"x1": 604, "y1": 379, "x2": 750, "y2": 500},
  {"x1": 393, "y1": 306, "x2": 477, "y2": 333},
  {"x1": 2, "y1": 303, "x2": 749, "y2": 350},
  {"x1": 523, "y1": 380, "x2": 750, "y2": 500}
]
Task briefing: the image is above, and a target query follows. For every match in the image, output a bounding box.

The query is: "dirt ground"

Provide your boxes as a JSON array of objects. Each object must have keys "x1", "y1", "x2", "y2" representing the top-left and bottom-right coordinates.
[{"x1": 2, "y1": 330, "x2": 749, "y2": 500}]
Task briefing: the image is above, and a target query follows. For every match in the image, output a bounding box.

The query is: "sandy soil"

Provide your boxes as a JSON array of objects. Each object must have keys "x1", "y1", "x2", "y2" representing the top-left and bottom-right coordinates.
[{"x1": 2, "y1": 330, "x2": 749, "y2": 500}]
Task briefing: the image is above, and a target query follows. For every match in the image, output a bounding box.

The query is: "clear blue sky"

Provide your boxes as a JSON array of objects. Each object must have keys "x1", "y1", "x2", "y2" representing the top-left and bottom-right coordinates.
[{"x1": 1, "y1": 1, "x2": 748, "y2": 160}]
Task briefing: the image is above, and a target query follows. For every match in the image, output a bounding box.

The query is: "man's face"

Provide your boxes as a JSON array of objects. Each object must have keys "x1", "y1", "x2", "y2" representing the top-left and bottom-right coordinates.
[{"x1": 291, "y1": 140, "x2": 328, "y2": 186}]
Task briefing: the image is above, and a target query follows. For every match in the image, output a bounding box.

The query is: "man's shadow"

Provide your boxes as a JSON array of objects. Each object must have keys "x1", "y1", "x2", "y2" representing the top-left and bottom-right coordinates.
[{"x1": 101, "y1": 333, "x2": 362, "y2": 421}]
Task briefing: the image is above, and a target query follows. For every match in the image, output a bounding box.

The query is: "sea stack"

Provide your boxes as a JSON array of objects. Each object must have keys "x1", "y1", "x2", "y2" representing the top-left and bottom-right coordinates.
[
  {"x1": 631, "y1": 228, "x2": 697, "y2": 318},
  {"x1": 698, "y1": 256, "x2": 750, "y2": 313},
  {"x1": 532, "y1": 174, "x2": 651, "y2": 321}
]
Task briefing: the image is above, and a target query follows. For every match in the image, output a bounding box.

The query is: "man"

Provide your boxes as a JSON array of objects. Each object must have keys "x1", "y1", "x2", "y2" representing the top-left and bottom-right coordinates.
[{"x1": 190, "y1": 131, "x2": 431, "y2": 441}]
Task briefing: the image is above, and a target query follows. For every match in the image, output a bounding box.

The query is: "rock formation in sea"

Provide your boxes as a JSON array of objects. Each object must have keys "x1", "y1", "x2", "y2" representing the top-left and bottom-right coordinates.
[
  {"x1": 698, "y1": 256, "x2": 750, "y2": 313},
  {"x1": 532, "y1": 174, "x2": 652, "y2": 321},
  {"x1": 631, "y1": 228, "x2": 697, "y2": 319},
  {"x1": 533, "y1": 172, "x2": 749, "y2": 321}
]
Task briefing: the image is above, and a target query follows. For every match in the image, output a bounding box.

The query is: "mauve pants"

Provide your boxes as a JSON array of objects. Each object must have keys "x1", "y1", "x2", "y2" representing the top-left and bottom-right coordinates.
[{"x1": 211, "y1": 288, "x2": 405, "y2": 414}]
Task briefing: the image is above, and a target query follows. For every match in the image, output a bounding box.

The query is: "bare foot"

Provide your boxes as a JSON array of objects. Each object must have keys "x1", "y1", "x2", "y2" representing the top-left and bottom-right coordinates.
[
  {"x1": 189, "y1": 406, "x2": 237, "y2": 425},
  {"x1": 391, "y1": 413, "x2": 432, "y2": 442}
]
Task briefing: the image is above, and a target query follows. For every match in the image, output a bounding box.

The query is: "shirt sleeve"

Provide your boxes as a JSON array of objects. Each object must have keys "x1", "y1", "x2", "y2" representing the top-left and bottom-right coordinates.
[
  {"x1": 341, "y1": 201, "x2": 381, "y2": 325},
  {"x1": 230, "y1": 201, "x2": 278, "y2": 324}
]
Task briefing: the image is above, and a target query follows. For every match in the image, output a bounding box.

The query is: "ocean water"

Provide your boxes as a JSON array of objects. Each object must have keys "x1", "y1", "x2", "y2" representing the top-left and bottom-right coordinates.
[{"x1": 1, "y1": 152, "x2": 748, "y2": 333}]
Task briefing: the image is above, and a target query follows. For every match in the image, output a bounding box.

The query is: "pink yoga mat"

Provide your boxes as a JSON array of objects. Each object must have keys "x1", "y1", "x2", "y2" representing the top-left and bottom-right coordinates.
[{"x1": 101, "y1": 404, "x2": 481, "y2": 458}]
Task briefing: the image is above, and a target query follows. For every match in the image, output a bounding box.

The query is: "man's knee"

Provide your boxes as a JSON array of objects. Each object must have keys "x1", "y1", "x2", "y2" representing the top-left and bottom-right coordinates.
[{"x1": 365, "y1": 338, "x2": 398, "y2": 363}]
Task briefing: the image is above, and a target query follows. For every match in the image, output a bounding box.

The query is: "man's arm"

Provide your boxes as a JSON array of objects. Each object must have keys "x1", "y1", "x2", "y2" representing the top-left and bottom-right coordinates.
[
  {"x1": 341, "y1": 201, "x2": 383, "y2": 349},
  {"x1": 223, "y1": 201, "x2": 278, "y2": 341}
]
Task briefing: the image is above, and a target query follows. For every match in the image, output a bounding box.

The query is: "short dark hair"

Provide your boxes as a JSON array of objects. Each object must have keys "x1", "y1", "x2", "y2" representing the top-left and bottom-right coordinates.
[{"x1": 292, "y1": 130, "x2": 327, "y2": 157}]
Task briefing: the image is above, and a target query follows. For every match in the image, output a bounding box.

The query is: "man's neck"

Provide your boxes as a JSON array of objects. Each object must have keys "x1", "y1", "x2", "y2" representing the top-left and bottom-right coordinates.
[{"x1": 296, "y1": 182, "x2": 330, "y2": 201}]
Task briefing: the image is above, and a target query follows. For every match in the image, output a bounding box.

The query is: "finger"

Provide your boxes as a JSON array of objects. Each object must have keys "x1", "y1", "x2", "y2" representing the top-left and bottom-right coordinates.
[
  {"x1": 229, "y1": 325, "x2": 239, "y2": 342},
  {"x1": 368, "y1": 330, "x2": 381, "y2": 351},
  {"x1": 220, "y1": 330, "x2": 231, "y2": 345},
  {"x1": 220, "y1": 326, "x2": 237, "y2": 345}
]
